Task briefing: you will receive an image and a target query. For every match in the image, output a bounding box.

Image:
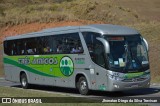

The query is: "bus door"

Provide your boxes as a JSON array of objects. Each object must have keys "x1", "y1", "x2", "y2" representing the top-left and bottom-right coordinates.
[
  {"x1": 82, "y1": 32, "x2": 108, "y2": 90},
  {"x1": 93, "y1": 40, "x2": 108, "y2": 91}
]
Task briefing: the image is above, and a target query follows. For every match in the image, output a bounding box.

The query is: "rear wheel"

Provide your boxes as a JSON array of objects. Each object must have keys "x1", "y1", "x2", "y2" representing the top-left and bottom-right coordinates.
[
  {"x1": 20, "y1": 73, "x2": 29, "y2": 89},
  {"x1": 77, "y1": 76, "x2": 89, "y2": 95}
]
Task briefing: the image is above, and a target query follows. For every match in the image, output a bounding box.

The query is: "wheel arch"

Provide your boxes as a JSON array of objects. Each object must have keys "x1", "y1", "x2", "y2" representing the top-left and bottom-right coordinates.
[
  {"x1": 19, "y1": 71, "x2": 30, "y2": 83},
  {"x1": 75, "y1": 72, "x2": 91, "y2": 89}
]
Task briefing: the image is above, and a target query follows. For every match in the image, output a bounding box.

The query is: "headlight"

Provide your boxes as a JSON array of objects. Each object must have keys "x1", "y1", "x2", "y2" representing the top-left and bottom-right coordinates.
[{"x1": 108, "y1": 74, "x2": 124, "y2": 81}]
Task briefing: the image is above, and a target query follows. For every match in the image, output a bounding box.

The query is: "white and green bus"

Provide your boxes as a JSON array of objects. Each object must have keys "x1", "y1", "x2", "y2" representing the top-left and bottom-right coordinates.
[{"x1": 3, "y1": 24, "x2": 150, "y2": 95}]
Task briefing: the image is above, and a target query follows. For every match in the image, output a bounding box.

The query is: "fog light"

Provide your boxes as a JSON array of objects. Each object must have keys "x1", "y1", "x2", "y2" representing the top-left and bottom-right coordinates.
[{"x1": 114, "y1": 84, "x2": 119, "y2": 88}]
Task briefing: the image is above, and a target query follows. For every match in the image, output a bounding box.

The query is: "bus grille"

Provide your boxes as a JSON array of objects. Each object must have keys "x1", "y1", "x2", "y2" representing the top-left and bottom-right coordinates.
[{"x1": 122, "y1": 77, "x2": 147, "y2": 82}]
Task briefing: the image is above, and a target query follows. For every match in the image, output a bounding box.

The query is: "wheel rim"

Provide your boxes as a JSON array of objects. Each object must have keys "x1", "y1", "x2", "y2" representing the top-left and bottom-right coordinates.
[
  {"x1": 80, "y1": 80, "x2": 87, "y2": 91},
  {"x1": 21, "y1": 77, "x2": 27, "y2": 87}
]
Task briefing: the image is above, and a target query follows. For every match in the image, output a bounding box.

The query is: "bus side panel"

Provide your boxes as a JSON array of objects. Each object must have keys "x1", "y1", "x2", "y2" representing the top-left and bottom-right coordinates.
[
  {"x1": 4, "y1": 64, "x2": 12, "y2": 81},
  {"x1": 27, "y1": 72, "x2": 70, "y2": 87},
  {"x1": 4, "y1": 64, "x2": 20, "y2": 83},
  {"x1": 53, "y1": 77, "x2": 69, "y2": 87},
  {"x1": 27, "y1": 72, "x2": 54, "y2": 86}
]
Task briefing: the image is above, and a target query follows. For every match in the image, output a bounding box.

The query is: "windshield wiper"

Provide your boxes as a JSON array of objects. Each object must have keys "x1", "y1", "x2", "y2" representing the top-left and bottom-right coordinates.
[{"x1": 123, "y1": 43, "x2": 130, "y2": 71}]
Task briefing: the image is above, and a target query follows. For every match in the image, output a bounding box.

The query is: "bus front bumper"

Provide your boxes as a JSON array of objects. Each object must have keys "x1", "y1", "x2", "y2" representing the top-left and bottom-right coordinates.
[{"x1": 107, "y1": 77, "x2": 150, "y2": 91}]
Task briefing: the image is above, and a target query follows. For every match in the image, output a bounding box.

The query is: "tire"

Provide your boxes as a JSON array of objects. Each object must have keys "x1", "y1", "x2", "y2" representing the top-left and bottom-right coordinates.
[
  {"x1": 20, "y1": 73, "x2": 29, "y2": 89},
  {"x1": 77, "y1": 76, "x2": 89, "y2": 95}
]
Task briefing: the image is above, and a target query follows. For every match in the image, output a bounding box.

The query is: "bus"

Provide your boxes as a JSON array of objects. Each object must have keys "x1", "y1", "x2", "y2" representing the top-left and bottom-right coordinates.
[{"x1": 3, "y1": 24, "x2": 150, "y2": 95}]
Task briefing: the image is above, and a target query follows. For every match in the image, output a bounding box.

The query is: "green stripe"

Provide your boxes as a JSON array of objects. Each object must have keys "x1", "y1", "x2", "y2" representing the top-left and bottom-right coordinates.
[
  {"x1": 124, "y1": 71, "x2": 150, "y2": 79},
  {"x1": 3, "y1": 57, "x2": 57, "y2": 78}
]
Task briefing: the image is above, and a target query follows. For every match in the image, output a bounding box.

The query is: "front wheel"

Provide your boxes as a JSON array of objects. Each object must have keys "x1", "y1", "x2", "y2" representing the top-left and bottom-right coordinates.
[
  {"x1": 20, "y1": 73, "x2": 29, "y2": 89},
  {"x1": 77, "y1": 76, "x2": 89, "y2": 95}
]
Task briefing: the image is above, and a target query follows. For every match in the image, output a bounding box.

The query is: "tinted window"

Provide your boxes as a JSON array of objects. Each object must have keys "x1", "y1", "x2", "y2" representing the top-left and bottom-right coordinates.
[
  {"x1": 59, "y1": 33, "x2": 83, "y2": 54},
  {"x1": 82, "y1": 32, "x2": 107, "y2": 68},
  {"x1": 4, "y1": 33, "x2": 83, "y2": 55}
]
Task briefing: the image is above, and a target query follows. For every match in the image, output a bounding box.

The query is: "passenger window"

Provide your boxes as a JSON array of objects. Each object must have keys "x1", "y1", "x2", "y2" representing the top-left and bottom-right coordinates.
[
  {"x1": 26, "y1": 38, "x2": 36, "y2": 55},
  {"x1": 4, "y1": 33, "x2": 83, "y2": 55},
  {"x1": 4, "y1": 40, "x2": 13, "y2": 55},
  {"x1": 55, "y1": 33, "x2": 83, "y2": 54}
]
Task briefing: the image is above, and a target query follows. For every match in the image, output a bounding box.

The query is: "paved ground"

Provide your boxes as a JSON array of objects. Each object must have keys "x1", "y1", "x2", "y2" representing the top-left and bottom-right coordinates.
[{"x1": 0, "y1": 77, "x2": 160, "y2": 105}]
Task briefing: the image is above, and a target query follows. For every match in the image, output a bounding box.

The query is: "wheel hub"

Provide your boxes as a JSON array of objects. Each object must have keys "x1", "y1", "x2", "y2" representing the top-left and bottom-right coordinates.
[
  {"x1": 80, "y1": 80, "x2": 87, "y2": 91},
  {"x1": 22, "y1": 78, "x2": 26, "y2": 87}
]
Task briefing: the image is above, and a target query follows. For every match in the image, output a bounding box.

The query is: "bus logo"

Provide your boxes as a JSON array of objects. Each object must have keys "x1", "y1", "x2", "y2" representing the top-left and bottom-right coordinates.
[
  {"x1": 60, "y1": 56, "x2": 74, "y2": 76},
  {"x1": 132, "y1": 78, "x2": 137, "y2": 82}
]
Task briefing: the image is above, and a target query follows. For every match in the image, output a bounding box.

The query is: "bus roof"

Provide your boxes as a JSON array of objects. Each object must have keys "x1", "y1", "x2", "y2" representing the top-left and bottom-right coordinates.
[
  {"x1": 83, "y1": 24, "x2": 139, "y2": 35},
  {"x1": 4, "y1": 24, "x2": 139, "y2": 40}
]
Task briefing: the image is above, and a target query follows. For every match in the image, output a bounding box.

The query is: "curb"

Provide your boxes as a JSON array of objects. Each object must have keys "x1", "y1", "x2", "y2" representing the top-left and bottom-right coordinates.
[
  {"x1": 0, "y1": 77, "x2": 4, "y2": 80},
  {"x1": 151, "y1": 83, "x2": 160, "y2": 86}
]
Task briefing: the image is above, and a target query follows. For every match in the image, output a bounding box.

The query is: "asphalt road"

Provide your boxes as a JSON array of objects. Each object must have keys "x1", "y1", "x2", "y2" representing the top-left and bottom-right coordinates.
[{"x1": 0, "y1": 77, "x2": 160, "y2": 106}]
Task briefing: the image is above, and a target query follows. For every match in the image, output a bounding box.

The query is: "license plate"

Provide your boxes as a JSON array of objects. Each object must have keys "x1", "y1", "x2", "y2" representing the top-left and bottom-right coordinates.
[{"x1": 131, "y1": 84, "x2": 138, "y2": 87}]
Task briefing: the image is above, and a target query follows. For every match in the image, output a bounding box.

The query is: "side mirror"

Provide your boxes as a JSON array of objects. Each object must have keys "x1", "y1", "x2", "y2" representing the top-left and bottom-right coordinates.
[
  {"x1": 143, "y1": 38, "x2": 149, "y2": 51},
  {"x1": 96, "y1": 37, "x2": 110, "y2": 53}
]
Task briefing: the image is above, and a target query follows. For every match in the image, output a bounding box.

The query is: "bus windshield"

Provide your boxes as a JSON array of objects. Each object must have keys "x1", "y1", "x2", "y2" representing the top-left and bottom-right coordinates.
[{"x1": 105, "y1": 35, "x2": 149, "y2": 72}]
